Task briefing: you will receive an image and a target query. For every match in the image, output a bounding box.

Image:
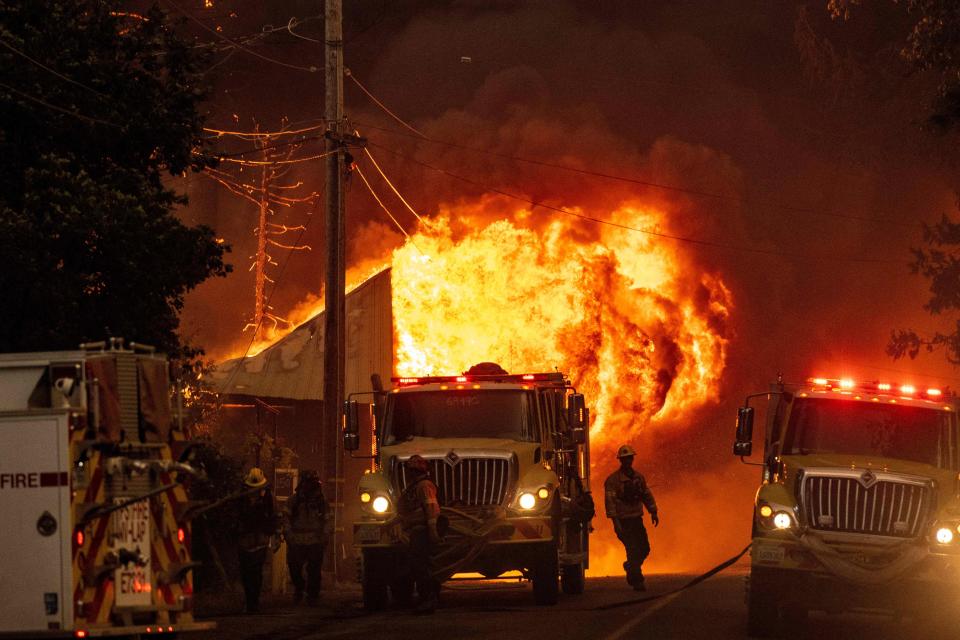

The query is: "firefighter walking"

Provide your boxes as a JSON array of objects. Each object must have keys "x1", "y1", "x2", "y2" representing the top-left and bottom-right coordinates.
[
  {"x1": 236, "y1": 467, "x2": 277, "y2": 613},
  {"x1": 284, "y1": 470, "x2": 329, "y2": 605},
  {"x1": 397, "y1": 455, "x2": 442, "y2": 614},
  {"x1": 605, "y1": 445, "x2": 659, "y2": 591}
]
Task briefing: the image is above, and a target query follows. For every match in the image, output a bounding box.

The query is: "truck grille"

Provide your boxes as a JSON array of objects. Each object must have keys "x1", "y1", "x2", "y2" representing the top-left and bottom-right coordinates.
[
  {"x1": 800, "y1": 474, "x2": 931, "y2": 538},
  {"x1": 396, "y1": 456, "x2": 512, "y2": 507}
]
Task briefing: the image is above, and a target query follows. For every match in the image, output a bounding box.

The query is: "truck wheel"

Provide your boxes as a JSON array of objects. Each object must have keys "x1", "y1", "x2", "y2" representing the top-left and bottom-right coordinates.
[
  {"x1": 746, "y1": 568, "x2": 779, "y2": 638},
  {"x1": 532, "y1": 544, "x2": 559, "y2": 606},
  {"x1": 361, "y1": 550, "x2": 389, "y2": 611},
  {"x1": 561, "y1": 563, "x2": 585, "y2": 595}
]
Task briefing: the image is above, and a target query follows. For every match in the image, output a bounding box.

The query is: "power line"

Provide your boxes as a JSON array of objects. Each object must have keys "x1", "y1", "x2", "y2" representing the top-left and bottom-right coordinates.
[
  {"x1": 356, "y1": 120, "x2": 917, "y2": 231},
  {"x1": 204, "y1": 122, "x2": 326, "y2": 138},
  {"x1": 0, "y1": 81, "x2": 121, "y2": 128},
  {"x1": 345, "y1": 69, "x2": 426, "y2": 138},
  {"x1": 344, "y1": 73, "x2": 917, "y2": 231},
  {"x1": 0, "y1": 39, "x2": 106, "y2": 97},
  {"x1": 366, "y1": 140, "x2": 909, "y2": 266},
  {"x1": 162, "y1": 0, "x2": 319, "y2": 73},
  {"x1": 355, "y1": 164, "x2": 424, "y2": 254},
  {"x1": 361, "y1": 146, "x2": 424, "y2": 223}
]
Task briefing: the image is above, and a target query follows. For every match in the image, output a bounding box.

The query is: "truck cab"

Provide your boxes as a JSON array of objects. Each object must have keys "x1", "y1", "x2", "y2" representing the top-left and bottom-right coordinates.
[
  {"x1": 345, "y1": 363, "x2": 593, "y2": 608},
  {"x1": 734, "y1": 377, "x2": 960, "y2": 636}
]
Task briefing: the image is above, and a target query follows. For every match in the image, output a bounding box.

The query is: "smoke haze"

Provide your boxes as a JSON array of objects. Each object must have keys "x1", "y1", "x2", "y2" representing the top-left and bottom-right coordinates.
[{"x1": 179, "y1": 0, "x2": 960, "y2": 572}]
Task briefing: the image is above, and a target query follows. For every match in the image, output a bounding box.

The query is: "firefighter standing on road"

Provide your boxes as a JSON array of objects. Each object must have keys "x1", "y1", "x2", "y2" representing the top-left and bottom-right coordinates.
[
  {"x1": 605, "y1": 445, "x2": 659, "y2": 591},
  {"x1": 237, "y1": 467, "x2": 277, "y2": 613},
  {"x1": 397, "y1": 455, "x2": 442, "y2": 614},
  {"x1": 284, "y1": 470, "x2": 329, "y2": 605}
]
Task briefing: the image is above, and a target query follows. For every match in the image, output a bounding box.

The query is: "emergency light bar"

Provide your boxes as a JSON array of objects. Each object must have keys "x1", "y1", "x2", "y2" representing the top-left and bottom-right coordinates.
[
  {"x1": 392, "y1": 372, "x2": 565, "y2": 387},
  {"x1": 807, "y1": 377, "x2": 952, "y2": 399}
]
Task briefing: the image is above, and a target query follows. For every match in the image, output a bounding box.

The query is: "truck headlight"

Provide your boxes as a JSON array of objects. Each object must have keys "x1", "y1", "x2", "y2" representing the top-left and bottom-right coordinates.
[
  {"x1": 773, "y1": 512, "x2": 792, "y2": 530},
  {"x1": 372, "y1": 496, "x2": 390, "y2": 513},
  {"x1": 936, "y1": 527, "x2": 954, "y2": 544},
  {"x1": 518, "y1": 493, "x2": 537, "y2": 510}
]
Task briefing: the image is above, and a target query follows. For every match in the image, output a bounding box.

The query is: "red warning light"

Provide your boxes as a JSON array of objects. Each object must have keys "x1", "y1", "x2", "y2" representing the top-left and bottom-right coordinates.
[
  {"x1": 75, "y1": 530, "x2": 84, "y2": 546},
  {"x1": 878, "y1": 383, "x2": 892, "y2": 391},
  {"x1": 75, "y1": 632, "x2": 87, "y2": 639},
  {"x1": 522, "y1": 374, "x2": 535, "y2": 380},
  {"x1": 901, "y1": 385, "x2": 916, "y2": 395},
  {"x1": 456, "y1": 376, "x2": 468, "y2": 382},
  {"x1": 177, "y1": 528, "x2": 185, "y2": 543},
  {"x1": 928, "y1": 388, "x2": 943, "y2": 397}
]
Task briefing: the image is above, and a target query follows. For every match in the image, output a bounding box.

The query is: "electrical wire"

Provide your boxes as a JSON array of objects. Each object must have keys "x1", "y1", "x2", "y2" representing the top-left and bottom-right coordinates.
[
  {"x1": 366, "y1": 140, "x2": 908, "y2": 266},
  {"x1": 344, "y1": 73, "x2": 916, "y2": 231},
  {"x1": 217, "y1": 150, "x2": 336, "y2": 166},
  {"x1": 204, "y1": 122, "x2": 327, "y2": 138},
  {"x1": 345, "y1": 69, "x2": 426, "y2": 138},
  {"x1": 0, "y1": 81, "x2": 121, "y2": 128},
  {"x1": 355, "y1": 164, "x2": 424, "y2": 255},
  {"x1": 162, "y1": 0, "x2": 319, "y2": 73},
  {"x1": 361, "y1": 146, "x2": 424, "y2": 223},
  {"x1": 0, "y1": 39, "x2": 106, "y2": 97}
]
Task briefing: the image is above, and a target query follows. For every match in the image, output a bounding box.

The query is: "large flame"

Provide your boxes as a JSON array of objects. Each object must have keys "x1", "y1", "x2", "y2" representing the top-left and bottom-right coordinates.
[
  {"x1": 392, "y1": 196, "x2": 732, "y2": 443},
  {"x1": 221, "y1": 192, "x2": 735, "y2": 576}
]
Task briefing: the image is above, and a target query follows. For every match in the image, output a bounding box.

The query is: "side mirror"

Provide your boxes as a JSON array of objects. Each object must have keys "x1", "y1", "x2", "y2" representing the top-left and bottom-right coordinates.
[
  {"x1": 733, "y1": 407, "x2": 754, "y2": 457},
  {"x1": 343, "y1": 400, "x2": 360, "y2": 452}
]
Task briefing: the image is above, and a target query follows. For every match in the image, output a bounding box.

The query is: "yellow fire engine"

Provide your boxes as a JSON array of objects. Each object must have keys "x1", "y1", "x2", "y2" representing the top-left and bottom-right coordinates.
[
  {"x1": 344, "y1": 363, "x2": 593, "y2": 607},
  {"x1": 734, "y1": 376, "x2": 960, "y2": 635},
  {"x1": 0, "y1": 340, "x2": 213, "y2": 637}
]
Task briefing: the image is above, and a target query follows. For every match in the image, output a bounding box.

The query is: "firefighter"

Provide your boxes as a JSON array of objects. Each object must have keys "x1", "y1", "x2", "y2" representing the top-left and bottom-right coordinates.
[
  {"x1": 237, "y1": 467, "x2": 276, "y2": 613},
  {"x1": 604, "y1": 445, "x2": 659, "y2": 590},
  {"x1": 284, "y1": 470, "x2": 329, "y2": 605},
  {"x1": 397, "y1": 455, "x2": 442, "y2": 614}
]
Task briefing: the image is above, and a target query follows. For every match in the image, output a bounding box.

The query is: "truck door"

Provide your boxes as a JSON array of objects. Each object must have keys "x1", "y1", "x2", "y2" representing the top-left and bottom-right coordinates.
[{"x1": 0, "y1": 412, "x2": 71, "y2": 633}]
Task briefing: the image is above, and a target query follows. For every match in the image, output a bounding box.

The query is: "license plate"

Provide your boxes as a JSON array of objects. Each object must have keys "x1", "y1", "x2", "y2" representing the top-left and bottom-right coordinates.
[
  {"x1": 355, "y1": 524, "x2": 381, "y2": 543},
  {"x1": 754, "y1": 544, "x2": 785, "y2": 564}
]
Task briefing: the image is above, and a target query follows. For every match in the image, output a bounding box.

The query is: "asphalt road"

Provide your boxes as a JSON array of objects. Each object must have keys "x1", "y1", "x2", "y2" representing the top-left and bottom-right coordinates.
[{"x1": 198, "y1": 562, "x2": 954, "y2": 640}]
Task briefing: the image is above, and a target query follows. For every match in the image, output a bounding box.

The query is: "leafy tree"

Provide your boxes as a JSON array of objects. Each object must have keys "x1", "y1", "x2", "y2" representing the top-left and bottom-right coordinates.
[
  {"x1": 0, "y1": 1, "x2": 230, "y2": 360},
  {"x1": 828, "y1": 0, "x2": 960, "y2": 132},
  {"x1": 826, "y1": 2, "x2": 960, "y2": 364}
]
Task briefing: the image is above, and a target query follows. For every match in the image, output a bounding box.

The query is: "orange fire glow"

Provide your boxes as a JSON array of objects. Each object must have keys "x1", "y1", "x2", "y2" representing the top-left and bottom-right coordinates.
[
  {"x1": 392, "y1": 196, "x2": 732, "y2": 445},
  {"x1": 223, "y1": 192, "x2": 735, "y2": 576}
]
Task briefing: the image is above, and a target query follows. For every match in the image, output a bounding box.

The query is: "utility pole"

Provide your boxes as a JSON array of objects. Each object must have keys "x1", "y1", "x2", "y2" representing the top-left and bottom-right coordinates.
[{"x1": 323, "y1": 0, "x2": 346, "y2": 581}]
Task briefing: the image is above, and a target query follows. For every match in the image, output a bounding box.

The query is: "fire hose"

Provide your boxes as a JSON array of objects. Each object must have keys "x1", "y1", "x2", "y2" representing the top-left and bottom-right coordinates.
[{"x1": 593, "y1": 542, "x2": 752, "y2": 610}]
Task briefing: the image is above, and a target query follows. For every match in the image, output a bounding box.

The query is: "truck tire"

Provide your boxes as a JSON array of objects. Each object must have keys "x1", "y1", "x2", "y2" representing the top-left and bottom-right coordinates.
[
  {"x1": 746, "y1": 568, "x2": 779, "y2": 638},
  {"x1": 532, "y1": 544, "x2": 559, "y2": 606},
  {"x1": 561, "y1": 562, "x2": 585, "y2": 595},
  {"x1": 361, "y1": 549, "x2": 389, "y2": 611}
]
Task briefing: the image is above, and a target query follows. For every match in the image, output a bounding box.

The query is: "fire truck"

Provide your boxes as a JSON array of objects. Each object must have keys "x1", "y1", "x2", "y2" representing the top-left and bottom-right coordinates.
[
  {"x1": 0, "y1": 340, "x2": 213, "y2": 637},
  {"x1": 343, "y1": 363, "x2": 593, "y2": 607},
  {"x1": 734, "y1": 376, "x2": 960, "y2": 635}
]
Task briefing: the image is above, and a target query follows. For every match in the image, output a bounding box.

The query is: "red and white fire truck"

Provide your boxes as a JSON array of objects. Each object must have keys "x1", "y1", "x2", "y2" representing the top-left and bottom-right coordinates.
[{"x1": 0, "y1": 340, "x2": 213, "y2": 637}]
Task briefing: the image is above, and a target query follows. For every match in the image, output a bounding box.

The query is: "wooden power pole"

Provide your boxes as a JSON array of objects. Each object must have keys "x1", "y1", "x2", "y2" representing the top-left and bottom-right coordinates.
[{"x1": 323, "y1": 0, "x2": 345, "y2": 578}]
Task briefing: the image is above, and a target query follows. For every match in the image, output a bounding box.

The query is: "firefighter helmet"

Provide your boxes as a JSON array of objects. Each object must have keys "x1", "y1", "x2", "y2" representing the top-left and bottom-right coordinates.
[
  {"x1": 616, "y1": 444, "x2": 637, "y2": 459},
  {"x1": 245, "y1": 467, "x2": 268, "y2": 488},
  {"x1": 405, "y1": 455, "x2": 429, "y2": 474},
  {"x1": 298, "y1": 469, "x2": 321, "y2": 491}
]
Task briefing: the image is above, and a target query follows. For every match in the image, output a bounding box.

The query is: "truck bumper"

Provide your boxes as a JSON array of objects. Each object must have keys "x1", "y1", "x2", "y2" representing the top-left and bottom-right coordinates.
[
  {"x1": 751, "y1": 536, "x2": 960, "y2": 611},
  {"x1": 354, "y1": 514, "x2": 555, "y2": 579},
  {"x1": 354, "y1": 514, "x2": 554, "y2": 548}
]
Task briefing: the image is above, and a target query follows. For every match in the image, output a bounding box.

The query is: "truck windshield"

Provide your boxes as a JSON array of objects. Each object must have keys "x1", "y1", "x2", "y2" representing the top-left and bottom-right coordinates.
[
  {"x1": 784, "y1": 398, "x2": 954, "y2": 467},
  {"x1": 383, "y1": 390, "x2": 539, "y2": 443}
]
